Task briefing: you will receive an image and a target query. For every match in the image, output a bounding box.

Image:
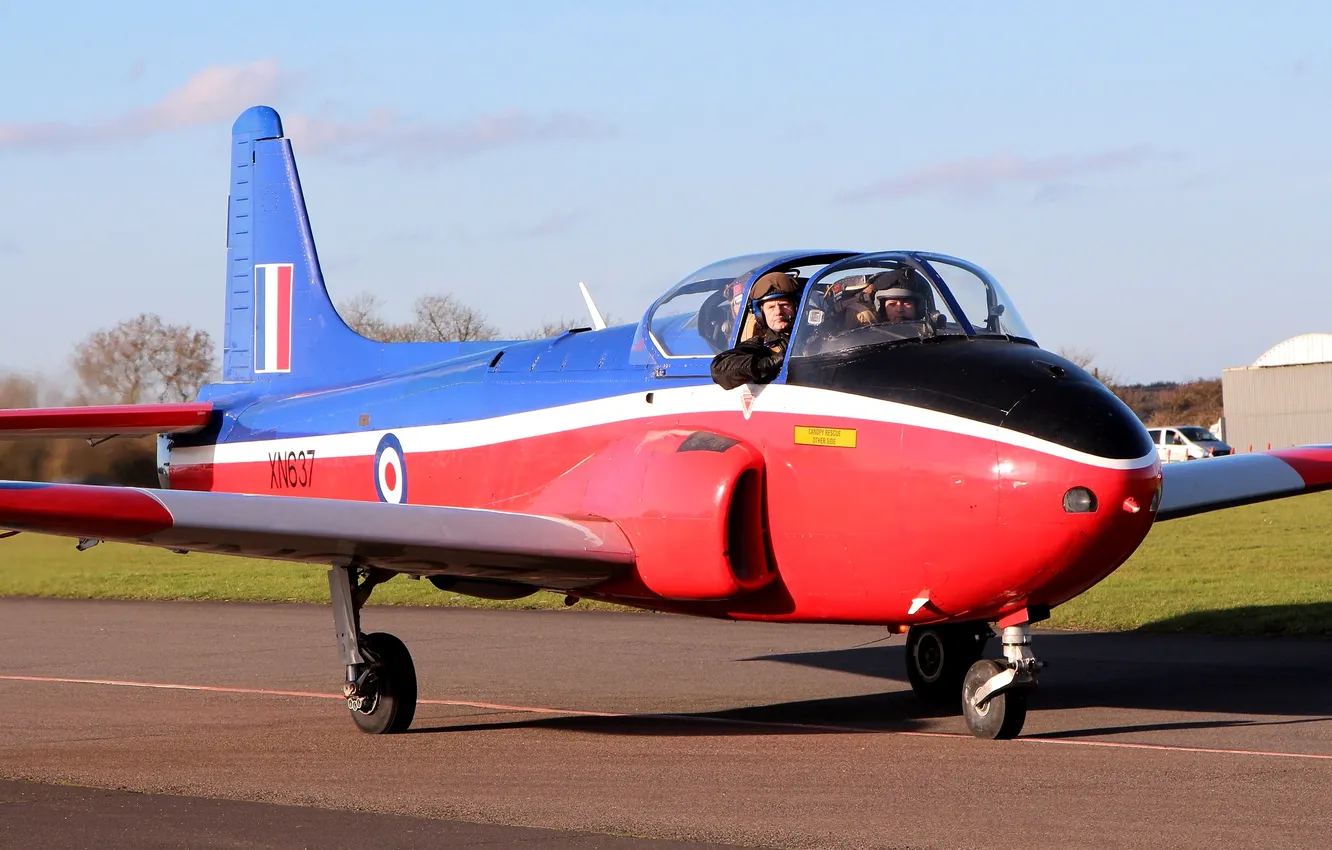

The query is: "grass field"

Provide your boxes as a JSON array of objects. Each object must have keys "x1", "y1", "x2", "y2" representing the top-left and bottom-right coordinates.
[{"x1": 2, "y1": 491, "x2": 1330, "y2": 636}]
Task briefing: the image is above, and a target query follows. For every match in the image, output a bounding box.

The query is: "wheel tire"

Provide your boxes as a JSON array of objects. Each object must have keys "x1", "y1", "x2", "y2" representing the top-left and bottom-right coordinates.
[
  {"x1": 905, "y1": 622, "x2": 991, "y2": 707},
  {"x1": 961, "y1": 658, "x2": 1028, "y2": 740},
  {"x1": 350, "y1": 632, "x2": 418, "y2": 734}
]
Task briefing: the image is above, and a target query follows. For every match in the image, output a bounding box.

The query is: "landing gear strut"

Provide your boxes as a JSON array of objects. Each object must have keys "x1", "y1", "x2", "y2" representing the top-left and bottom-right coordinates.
[
  {"x1": 960, "y1": 624, "x2": 1040, "y2": 740},
  {"x1": 904, "y1": 621, "x2": 993, "y2": 706},
  {"x1": 328, "y1": 564, "x2": 417, "y2": 734}
]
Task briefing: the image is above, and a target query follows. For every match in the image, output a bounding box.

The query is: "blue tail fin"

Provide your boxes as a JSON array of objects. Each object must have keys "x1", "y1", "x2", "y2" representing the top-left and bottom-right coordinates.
[{"x1": 220, "y1": 106, "x2": 496, "y2": 392}]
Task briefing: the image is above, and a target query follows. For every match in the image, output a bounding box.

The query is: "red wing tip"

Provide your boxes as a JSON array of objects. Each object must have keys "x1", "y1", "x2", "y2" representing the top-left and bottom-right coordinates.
[{"x1": 0, "y1": 403, "x2": 213, "y2": 436}]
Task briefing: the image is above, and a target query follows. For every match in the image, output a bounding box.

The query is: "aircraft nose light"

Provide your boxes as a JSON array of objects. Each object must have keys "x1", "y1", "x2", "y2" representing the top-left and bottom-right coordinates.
[
  {"x1": 1062, "y1": 487, "x2": 1098, "y2": 514},
  {"x1": 1122, "y1": 496, "x2": 1141, "y2": 514}
]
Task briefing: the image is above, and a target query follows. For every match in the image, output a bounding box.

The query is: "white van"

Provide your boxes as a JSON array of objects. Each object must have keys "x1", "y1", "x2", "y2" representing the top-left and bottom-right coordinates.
[{"x1": 1146, "y1": 426, "x2": 1233, "y2": 463}]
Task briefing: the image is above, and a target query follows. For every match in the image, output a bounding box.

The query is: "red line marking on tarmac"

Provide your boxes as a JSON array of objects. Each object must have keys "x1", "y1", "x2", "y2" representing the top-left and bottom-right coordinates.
[
  {"x1": 4, "y1": 674, "x2": 1332, "y2": 761},
  {"x1": 1020, "y1": 735, "x2": 1332, "y2": 761}
]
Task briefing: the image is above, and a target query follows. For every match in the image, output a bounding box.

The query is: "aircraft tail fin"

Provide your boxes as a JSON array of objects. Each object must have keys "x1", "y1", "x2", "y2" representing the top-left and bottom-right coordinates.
[{"x1": 219, "y1": 106, "x2": 497, "y2": 394}]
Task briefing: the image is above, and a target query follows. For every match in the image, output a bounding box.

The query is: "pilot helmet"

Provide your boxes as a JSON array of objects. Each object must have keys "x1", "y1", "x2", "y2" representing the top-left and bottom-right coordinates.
[
  {"x1": 748, "y1": 272, "x2": 802, "y2": 322},
  {"x1": 868, "y1": 269, "x2": 923, "y2": 318},
  {"x1": 724, "y1": 277, "x2": 748, "y2": 316},
  {"x1": 825, "y1": 274, "x2": 871, "y2": 310}
]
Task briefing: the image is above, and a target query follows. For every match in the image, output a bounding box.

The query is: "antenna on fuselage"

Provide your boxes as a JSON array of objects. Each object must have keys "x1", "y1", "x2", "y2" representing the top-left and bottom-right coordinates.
[{"x1": 578, "y1": 281, "x2": 608, "y2": 331}]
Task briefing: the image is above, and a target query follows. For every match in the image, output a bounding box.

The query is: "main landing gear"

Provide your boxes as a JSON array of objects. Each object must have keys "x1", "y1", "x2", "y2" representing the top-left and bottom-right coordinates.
[
  {"x1": 329, "y1": 564, "x2": 418, "y2": 734},
  {"x1": 904, "y1": 619, "x2": 1042, "y2": 740}
]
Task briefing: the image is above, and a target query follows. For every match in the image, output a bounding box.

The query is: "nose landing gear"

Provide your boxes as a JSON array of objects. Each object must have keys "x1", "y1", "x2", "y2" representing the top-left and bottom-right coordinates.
[
  {"x1": 329, "y1": 564, "x2": 418, "y2": 734},
  {"x1": 904, "y1": 619, "x2": 1043, "y2": 740},
  {"x1": 961, "y1": 624, "x2": 1040, "y2": 740}
]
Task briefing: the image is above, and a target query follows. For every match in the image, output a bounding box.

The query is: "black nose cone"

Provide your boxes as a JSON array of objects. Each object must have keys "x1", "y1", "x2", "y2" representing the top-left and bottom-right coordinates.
[
  {"x1": 786, "y1": 339, "x2": 1154, "y2": 460},
  {"x1": 1001, "y1": 373, "x2": 1153, "y2": 459}
]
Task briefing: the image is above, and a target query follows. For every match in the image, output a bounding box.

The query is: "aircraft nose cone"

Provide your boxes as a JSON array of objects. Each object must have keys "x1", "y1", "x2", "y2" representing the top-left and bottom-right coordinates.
[
  {"x1": 1002, "y1": 368, "x2": 1153, "y2": 460},
  {"x1": 787, "y1": 339, "x2": 1154, "y2": 462}
]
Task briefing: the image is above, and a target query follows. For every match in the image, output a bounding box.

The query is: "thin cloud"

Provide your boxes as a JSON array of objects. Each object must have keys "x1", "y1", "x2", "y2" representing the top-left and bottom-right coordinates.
[
  {"x1": 510, "y1": 211, "x2": 583, "y2": 239},
  {"x1": 839, "y1": 146, "x2": 1164, "y2": 203},
  {"x1": 0, "y1": 62, "x2": 610, "y2": 165},
  {"x1": 1031, "y1": 182, "x2": 1088, "y2": 204},
  {"x1": 283, "y1": 110, "x2": 611, "y2": 165},
  {"x1": 0, "y1": 60, "x2": 282, "y2": 152}
]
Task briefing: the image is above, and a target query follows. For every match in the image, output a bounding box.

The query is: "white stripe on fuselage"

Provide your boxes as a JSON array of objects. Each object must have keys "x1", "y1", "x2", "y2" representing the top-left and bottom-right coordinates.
[{"x1": 171, "y1": 383, "x2": 1158, "y2": 471}]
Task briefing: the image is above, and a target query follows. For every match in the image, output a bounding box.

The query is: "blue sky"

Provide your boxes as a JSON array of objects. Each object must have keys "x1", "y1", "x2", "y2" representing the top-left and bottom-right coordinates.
[{"x1": 0, "y1": 0, "x2": 1327, "y2": 384}]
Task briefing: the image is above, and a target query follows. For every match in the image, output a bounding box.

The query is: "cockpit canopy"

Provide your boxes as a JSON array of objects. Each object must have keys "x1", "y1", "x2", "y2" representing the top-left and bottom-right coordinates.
[
  {"x1": 792, "y1": 251, "x2": 1033, "y2": 357},
  {"x1": 638, "y1": 250, "x2": 1033, "y2": 365}
]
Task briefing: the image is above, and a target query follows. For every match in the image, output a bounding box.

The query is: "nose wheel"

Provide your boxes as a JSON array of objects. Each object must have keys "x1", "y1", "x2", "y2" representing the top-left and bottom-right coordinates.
[
  {"x1": 961, "y1": 659, "x2": 1027, "y2": 739},
  {"x1": 329, "y1": 564, "x2": 419, "y2": 734},
  {"x1": 960, "y1": 624, "x2": 1040, "y2": 740}
]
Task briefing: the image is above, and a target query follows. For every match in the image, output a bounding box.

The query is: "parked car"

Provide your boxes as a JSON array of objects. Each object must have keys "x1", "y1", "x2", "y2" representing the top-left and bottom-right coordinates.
[{"x1": 1146, "y1": 425, "x2": 1233, "y2": 463}]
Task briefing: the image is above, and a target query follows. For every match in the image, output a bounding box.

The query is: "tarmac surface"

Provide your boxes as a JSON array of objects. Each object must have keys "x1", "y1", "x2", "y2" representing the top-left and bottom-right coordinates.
[{"x1": 1, "y1": 598, "x2": 1330, "y2": 849}]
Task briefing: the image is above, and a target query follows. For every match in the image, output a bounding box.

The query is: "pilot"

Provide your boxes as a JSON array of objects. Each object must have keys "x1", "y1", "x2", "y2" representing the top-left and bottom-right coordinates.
[
  {"x1": 842, "y1": 269, "x2": 923, "y2": 327},
  {"x1": 874, "y1": 287, "x2": 922, "y2": 323},
  {"x1": 710, "y1": 272, "x2": 802, "y2": 390},
  {"x1": 698, "y1": 275, "x2": 749, "y2": 352}
]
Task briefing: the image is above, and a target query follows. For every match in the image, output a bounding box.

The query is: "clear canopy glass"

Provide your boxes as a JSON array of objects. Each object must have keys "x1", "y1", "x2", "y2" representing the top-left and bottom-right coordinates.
[
  {"x1": 644, "y1": 251, "x2": 856, "y2": 358},
  {"x1": 789, "y1": 252, "x2": 1033, "y2": 358}
]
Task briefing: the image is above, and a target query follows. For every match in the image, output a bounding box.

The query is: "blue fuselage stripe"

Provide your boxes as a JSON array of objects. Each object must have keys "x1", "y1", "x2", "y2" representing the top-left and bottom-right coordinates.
[{"x1": 253, "y1": 266, "x2": 267, "y2": 370}]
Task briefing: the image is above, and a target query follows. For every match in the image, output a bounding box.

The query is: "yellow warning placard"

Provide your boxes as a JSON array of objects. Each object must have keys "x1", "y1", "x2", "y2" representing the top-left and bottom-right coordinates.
[{"x1": 794, "y1": 425, "x2": 857, "y2": 448}]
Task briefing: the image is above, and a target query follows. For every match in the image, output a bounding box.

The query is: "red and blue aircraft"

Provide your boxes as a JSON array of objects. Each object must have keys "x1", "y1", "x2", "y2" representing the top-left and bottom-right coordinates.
[{"x1": 3, "y1": 106, "x2": 1330, "y2": 739}]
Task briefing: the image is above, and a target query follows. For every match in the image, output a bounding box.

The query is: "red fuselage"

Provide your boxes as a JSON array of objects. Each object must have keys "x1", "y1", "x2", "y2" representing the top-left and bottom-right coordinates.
[{"x1": 168, "y1": 340, "x2": 1161, "y2": 628}]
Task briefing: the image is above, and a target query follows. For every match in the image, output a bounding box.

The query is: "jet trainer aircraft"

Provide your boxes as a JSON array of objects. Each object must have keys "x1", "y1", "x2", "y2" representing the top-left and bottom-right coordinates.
[{"x1": 3, "y1": 106, "x2": 1330, "y2": 739}]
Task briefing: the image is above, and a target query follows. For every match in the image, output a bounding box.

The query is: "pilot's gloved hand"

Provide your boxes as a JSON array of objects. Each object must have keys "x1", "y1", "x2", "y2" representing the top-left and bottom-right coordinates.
[{"x1": 848, "y1": 306, "x2": 875, "y2": 327}]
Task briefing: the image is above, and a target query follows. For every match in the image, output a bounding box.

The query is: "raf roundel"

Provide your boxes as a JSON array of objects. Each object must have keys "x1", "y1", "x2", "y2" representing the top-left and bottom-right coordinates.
[{"x1": 374, "y1": 434, "x2": 408, "y2": 504}]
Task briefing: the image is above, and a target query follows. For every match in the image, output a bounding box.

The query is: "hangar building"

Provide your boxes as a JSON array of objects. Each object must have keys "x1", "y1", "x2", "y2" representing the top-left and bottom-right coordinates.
[{"x1": 1222, "y1": 334, "x2": 1332, "y2": 451}]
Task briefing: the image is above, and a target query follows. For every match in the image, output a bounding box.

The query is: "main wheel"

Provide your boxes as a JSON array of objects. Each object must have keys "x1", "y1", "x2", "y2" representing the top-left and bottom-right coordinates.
[
  {"x1": 960, "y1": 658, "x2": 1027, "y2": 740},
  {"x1": 905, "y1": 622, "x2": 991, "y2": 706},
  {"x1": 349, "y1": 632, "x2": 418, "y2": 734}
]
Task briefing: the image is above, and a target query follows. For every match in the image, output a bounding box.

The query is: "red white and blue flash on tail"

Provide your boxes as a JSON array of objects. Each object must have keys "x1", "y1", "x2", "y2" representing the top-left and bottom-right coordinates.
[{"x1": 254, "y1": 263, "x2": 294, "y2": 374}]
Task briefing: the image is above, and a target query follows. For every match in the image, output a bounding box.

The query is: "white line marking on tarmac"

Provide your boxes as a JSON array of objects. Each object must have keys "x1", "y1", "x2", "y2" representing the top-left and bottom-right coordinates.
[{"x1": 4, "y1": 674, "x2": 1331, "y2": 762}]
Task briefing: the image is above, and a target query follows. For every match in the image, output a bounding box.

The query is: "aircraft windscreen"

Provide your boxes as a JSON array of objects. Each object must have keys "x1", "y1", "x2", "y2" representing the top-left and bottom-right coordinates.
[
  {"x1": 790, "y1": 255, "x2": 1033, "y2": 358},
  {"x1": 923, "y1": 255, "x2": 1032, "y2": 340},
  {"x1": 645, "y1": 251, "x2": 858, "y2": 358},
  {"x1": 649, "y1": 278, "x2": 739, "y2": 356}
]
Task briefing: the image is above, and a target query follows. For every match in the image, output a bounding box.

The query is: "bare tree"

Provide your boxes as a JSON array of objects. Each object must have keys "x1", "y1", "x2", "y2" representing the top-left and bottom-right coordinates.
[
  {"x1": 0, "y1": 373, "x2": 40, "y2": 409},
  {"x1": 72, "y1": 313, "x2": 216, "y2": 404},
  {"x1": 337, "y1": 292, "x2": 394, "y2": 340},
  {"x1": 519, "y1": 317, "x2": 579, "y2": 340},
  {"x1": 408, "y1": 294, "x2": 498, "y2": 342},
  {"x1": 338, "y1": 291, "x2": 498, "y2": 342},
  {"x1": 1056, "y1": 346, "x2": 1118, "y2": 387},
  {"x1": 517, "y1": 311, "x2": 622, "y2": 339}
]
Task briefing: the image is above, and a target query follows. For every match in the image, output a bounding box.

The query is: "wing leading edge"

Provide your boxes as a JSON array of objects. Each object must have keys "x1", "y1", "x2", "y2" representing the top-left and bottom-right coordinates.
[
  {"x1": 1158, "y1": 446, "x2": 1332, "y2": 521},
  {"x1": 0, "y1": 482, "x2": 634, "y2": 591},
  {"x1": 0, "y1": 403, "x2": 213, "y2": 440}
]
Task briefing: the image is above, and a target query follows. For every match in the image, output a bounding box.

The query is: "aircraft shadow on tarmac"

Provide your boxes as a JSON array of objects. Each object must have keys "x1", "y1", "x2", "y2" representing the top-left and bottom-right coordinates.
[
  {"x1": 1144, "y1": 602, "x2": 1332, "y2": 639},
  {"x1": 748, "y1": 614, "x2": 1332, "y2": 731},
  {"x1": 407, "y1": 691, "x2": 941, "y2": 737},
  {"x1": 410, "y1": 607, "x2": 1332, "y2": 739}
]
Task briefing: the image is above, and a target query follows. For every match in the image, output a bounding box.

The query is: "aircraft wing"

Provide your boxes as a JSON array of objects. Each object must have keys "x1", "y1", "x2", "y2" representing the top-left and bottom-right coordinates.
[
  {"x1": 1157, "y1": 447, "x2": 1332, "y2": 521},
  {"x1": 0, "y1": 482, "x2": 634, "y2": 590},
  {"x1": 0, "y1": 403, "x2": 213, "y2": 439}
]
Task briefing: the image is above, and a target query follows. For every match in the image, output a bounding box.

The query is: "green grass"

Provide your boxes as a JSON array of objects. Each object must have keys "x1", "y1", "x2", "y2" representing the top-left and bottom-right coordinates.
[
  {"x1": 2, "y1": 491, "x2": 1331, "y2": 635},
  {"x1": 0, "y1": 533, "x2": 599, "y2": 610}
]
